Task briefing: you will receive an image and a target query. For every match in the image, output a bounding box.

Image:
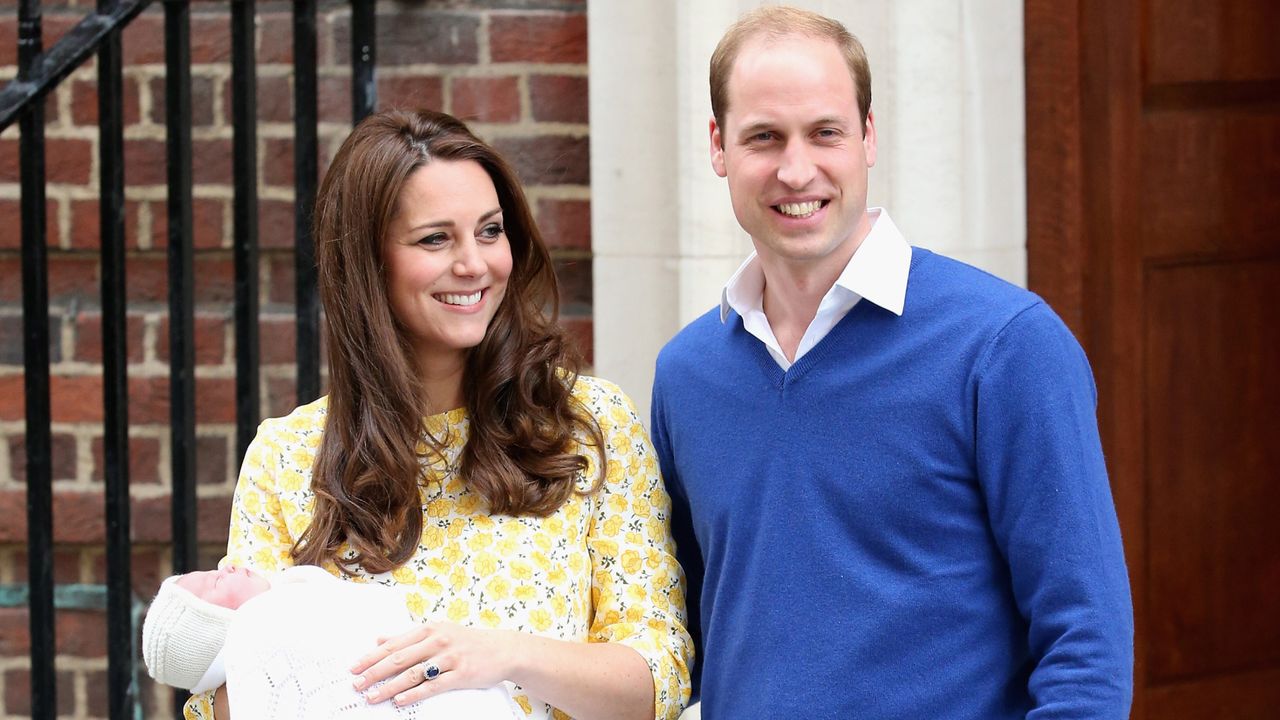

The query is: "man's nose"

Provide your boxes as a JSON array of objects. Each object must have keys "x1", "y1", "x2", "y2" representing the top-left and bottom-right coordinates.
[{"x1": 776, "y1": 140, "x2": 817, "y2": 189}]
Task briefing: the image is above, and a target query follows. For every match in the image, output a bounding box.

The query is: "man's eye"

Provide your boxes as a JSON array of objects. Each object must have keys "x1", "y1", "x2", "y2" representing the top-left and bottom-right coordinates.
[{"x1": 750, "y1": 132, "x2": 774, "y2": 142}]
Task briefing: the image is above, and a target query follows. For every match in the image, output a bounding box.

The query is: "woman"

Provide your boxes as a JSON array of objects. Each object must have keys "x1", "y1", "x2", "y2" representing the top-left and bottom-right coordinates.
[{"x1": 184, "y1": 110, "x2": 691, "y2": 719}]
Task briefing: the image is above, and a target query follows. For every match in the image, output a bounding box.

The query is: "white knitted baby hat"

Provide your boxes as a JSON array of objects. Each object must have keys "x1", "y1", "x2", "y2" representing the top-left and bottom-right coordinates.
[{"x1": 141, "y1": 575, "x2": 237, "y2": 690}]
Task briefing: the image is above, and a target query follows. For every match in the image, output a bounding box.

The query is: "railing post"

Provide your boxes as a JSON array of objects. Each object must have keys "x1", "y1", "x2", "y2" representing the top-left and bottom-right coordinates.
[
  {"x1": 17, "y1": 1, "x2": 57, "y2": 717},
  {"x1": 294, "y1": 0, "x2": 320, "y2": 404},
  {"x1": 164, "y1": 0, "x2": 197, "y2": 713},
  {"x1": 232, "y1": 0, "x2": 260, "y2": 465},
  {"x1": 95, "y1": 0, "x2": 137, "y2": 715}
]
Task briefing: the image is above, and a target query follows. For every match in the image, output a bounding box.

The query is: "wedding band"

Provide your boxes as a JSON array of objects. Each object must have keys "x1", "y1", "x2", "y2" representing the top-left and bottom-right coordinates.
[{"x1": 420, "y1": 659, "x2": 441, "y2": 681}]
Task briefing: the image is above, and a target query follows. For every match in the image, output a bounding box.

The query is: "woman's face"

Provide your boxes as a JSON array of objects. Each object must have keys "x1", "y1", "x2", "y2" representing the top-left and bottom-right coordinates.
[
  {"x1": 383, "y1": 159, "x2": 513, "y2": 373},
  {"x1": 176, "y1": 565, "x2": 270, "y2": 610}
]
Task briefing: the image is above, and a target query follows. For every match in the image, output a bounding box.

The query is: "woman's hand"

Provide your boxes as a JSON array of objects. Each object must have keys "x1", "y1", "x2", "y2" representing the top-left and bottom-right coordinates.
[
  {"x1": 213, "y1": 685, "x2": 230, "y2": 719},
  {"x1": 350, "y1": 622, "x2": 523, "y2": 706}
]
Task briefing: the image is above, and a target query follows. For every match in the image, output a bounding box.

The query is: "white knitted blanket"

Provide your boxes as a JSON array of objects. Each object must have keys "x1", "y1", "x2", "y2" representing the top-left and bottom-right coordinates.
[{"x1": 223, "y1": 566, "x2": 521, "y2": 719}]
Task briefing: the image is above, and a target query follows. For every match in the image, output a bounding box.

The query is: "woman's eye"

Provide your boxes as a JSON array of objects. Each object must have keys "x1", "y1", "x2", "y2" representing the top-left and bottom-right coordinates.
[
  {"x1": 479, "y1": 222, "x2": 505, "y2": 241},
  {"x1": 418, "y1": 232, "x2": 447, "y2": 247}
]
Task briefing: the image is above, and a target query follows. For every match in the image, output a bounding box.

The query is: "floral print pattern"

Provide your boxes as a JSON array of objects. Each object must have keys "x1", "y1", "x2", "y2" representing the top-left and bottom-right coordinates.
[{"x1": 183, "y1": 376, "x2": 691, "y2": 719}]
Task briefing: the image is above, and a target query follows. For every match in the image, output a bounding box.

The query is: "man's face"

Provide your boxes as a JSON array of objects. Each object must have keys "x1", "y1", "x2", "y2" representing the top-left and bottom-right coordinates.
[{"x1": 711, "y1": 35, "x2": 876, "y2": 275}]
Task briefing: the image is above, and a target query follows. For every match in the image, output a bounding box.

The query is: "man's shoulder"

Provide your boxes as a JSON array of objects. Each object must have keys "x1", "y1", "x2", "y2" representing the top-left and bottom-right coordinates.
[
  {"x1": 656, "y1": 306, "x2": 727, "y2": 366},
  {"x1": 909, "y1": 248, "x2": 1045, "y2": 324}
]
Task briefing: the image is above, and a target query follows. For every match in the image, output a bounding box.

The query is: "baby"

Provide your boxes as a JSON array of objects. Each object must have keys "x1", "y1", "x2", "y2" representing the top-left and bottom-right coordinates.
[{"x1": 142, "y1": 565, "x2": 520, "y2": 718}]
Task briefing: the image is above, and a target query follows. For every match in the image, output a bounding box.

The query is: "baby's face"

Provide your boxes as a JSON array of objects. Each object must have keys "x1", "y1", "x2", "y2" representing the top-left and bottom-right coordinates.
[{"x1": 176, "y1": 565, "x2": 270, "y2": 609}]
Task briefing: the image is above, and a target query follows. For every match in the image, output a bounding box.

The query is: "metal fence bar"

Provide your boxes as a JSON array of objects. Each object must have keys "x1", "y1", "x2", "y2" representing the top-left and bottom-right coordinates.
[
  {"x1": 18, "y1": 2, "x2": 57, "y2": 715},
  {"x1": 350, "y1": 0, "x2": 375, "y2": 122},
  {"x1": 232, "y1": 0, "x2": 260, "y2": 464},
  {"x1": 95, "y1": 0, "x2": 136, "y2": 716},
  {"x1": 0, "y1": 0, "x2": 151, "y2": 132},
  {"x1": 294, "y1": 0, "x2": 320, "y2": 404},
  {"x1": 163, "y1": 0, "x2": 196, "y2": 713}
]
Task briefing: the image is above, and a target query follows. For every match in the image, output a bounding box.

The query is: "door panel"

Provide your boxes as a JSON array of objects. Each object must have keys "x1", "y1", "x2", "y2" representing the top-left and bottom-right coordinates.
[{"x1": 1026, "y1": 0, "x2": 1280, "y2": 716}]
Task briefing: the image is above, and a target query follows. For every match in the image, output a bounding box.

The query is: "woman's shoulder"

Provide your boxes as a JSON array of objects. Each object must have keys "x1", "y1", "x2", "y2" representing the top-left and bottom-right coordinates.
[
  {"x1": 570, "y1": 375, "x2": 636, "y2": 414},
  {"x1": 251, "y1": 396, "x2": 329, "y2": 449}
]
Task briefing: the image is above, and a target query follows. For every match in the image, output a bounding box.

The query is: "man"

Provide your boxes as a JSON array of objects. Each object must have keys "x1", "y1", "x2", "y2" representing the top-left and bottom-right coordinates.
[{"x1": 650, "y1": 6, "x2": 1133, "y2": 718}]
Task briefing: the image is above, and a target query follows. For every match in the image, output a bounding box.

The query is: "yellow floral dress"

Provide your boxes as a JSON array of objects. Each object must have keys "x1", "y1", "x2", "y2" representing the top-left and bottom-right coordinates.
[{"x1": 183, "y1": 376, "x2": 692, "y2": 719}]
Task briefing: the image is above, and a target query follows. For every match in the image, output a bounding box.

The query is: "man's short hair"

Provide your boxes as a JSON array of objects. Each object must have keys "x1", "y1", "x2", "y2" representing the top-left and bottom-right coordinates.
[{"x1": 710, "y1": 6, "x2": 872, "y2": 132}]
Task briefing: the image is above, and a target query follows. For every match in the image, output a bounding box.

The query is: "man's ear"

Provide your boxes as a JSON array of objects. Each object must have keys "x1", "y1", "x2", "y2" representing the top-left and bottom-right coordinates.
[
  {"x1": 710, "y1": 116, "x2": 728, "y2": 178},
  {"x1": 862, "y1": 109, "x2": 877, "y2": 168}
]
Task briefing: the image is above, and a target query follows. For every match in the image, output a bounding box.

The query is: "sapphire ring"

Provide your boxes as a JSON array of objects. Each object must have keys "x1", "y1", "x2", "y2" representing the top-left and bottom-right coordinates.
[{"x1": 420, "y1": 659, "x2": 441, "y2": 681}]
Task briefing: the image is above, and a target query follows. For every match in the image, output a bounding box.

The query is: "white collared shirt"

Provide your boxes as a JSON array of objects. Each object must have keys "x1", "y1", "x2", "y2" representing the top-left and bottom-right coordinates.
[{"x1": 720, "y1": 208, "x2": 911, "y2": 370}]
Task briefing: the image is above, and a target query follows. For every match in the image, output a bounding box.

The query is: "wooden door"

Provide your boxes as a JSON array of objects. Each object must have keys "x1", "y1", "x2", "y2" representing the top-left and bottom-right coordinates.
[{"x1": 1026, "y1": 0, "x2": 1280, "y2": 717}]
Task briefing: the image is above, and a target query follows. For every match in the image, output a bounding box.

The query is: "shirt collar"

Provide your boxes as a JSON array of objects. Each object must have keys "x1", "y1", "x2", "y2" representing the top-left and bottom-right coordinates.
[{"x1": 720, "y1": 207, "x2": 911, "y2": 322}]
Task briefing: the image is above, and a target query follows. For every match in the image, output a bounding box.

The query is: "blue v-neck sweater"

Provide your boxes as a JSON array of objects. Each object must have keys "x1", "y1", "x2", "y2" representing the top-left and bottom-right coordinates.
[{"x1": 651, "y1": 249, "x2": 1132, "y2": 719}]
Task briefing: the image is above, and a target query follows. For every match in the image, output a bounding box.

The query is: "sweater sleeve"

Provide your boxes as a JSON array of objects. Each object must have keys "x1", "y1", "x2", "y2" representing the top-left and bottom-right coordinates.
[
  {"x1": 584, "y1": 379, "x2": 693, "y2": 720},
  {"x1": 974, "y1": 302, "x2": 1134, "y2": 719},
  {"x1": 649, "y1": 364, "x2": 704, "y2": 702}
]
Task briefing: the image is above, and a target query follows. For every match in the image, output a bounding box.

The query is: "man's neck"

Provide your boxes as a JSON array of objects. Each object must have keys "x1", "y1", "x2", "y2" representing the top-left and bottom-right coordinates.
[{"x1": 757, "y1": 247, "x2": 859, "y2": 362}]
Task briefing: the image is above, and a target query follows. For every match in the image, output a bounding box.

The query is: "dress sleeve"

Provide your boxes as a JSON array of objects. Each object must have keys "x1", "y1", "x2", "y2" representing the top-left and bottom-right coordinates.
[
  {"x1": 649, "y1": 364, "x2": 703, "y2": 702},
  {"x1": 975, "y1": 303, "x2": 1134, "y2": 718},
  {"x1": 182, "y1": 418, "x2": 300, "y2": 718},
  {"x1": 584, "y1": 380, "x2": 694, "y2": 720}
]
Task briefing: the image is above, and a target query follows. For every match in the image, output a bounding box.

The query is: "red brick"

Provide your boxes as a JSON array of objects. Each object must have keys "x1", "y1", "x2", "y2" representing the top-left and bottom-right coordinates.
[
  {"x1": 149, "y1": 196, "x2": 227, "y2": 250},
  {"x1": 529, "y1": 74, "x2": 588, "y2": 123},
  {"x1": 265, "y1": 252, "x2": 295, "y2": 305},
  {"x1": 0, "y1": 198, "x2": 59, "y2": 249},
  {"x1": 85, "y1": 668, "x2": 109, "y2": 713},
  {"x1": 149, "y1": 73, "x2": 218, "y2": 128},
  {"x1": 125, "y1": 253, "x2": 236, "y2": 304},
  {"x1": 197, "y1": 434, "x2": 230, "y2": 487},
  {"x1": 536, "y1": 198, "x2": 591, "y2": 251},
  {"x1": 259, "y1": 12, "x2": 294, "y2": 65},
  {"x1": 57, "y1": 609, "x2": 108, "y2": 657},
  {"x1": 124, "y1": 138, "x2": 168, "y2": 185},
  {"x1": 3, "y1": 667, "x2": 75, "y2": 715},
  {"x1": 0, "y1": 312, "x2": 62, "y2": 365},
  {"x1": 0, "y1": 609, "x2": 30, "y2": 655},
  {"x1": 553, "y1": 256, "x2": 592, "y2": 313},
  {"x1": 67, "y1": 198, "x2": 153, "y2": 251},
  {"x1": 379, "y1": 74, "x2": 445, "y2": 113},
  {"x1": 72, "y1": 312, "x2": 147, "y2": 364},
  {"x1": 562, "y1": 315, "x2": 593, "y2": 366},
  {"x1": 0, "y1": 374, "x2": 236, "y2": 424},
  {"x1": 122, "y1": 13, "x2": 165, "y2": 65},
  {"x1": 10, "y1": 547, "x2": 83, "y2": 585},
  {"x1": 258, "y1": 198, "x2": 295, "y2": 249},
  {"x1": 155, "y1": 313, "x2": 228, "y2": 366},
  {"x1": 334, "y1": 12, "x2": 479, "y2": 66},
  {"x1": 318, "y1": 74, "x2": 353, "y2": 124},
  {"x1": 91, "y1": 434, "x2": 160, "y2": 485},
  {"x1": 193, "y1": 138, "x2": 235, "y2": 185},
  {"x1": 256, "y1": 74, "x2": 294, "y2": 123},
  {"x1": 0, "y1": 489, "x2": 235, "y2": 544},
  {"x1": 15, "y1": 137, "x2": 97, "y2": 185},
  {"x1": 69, "y1": 74, "x2": 143, "y2": 127},
  {"x1": 451, "y1": 76, "x2": 521, "y2": 123},
  {"x1": 190, "y1": 15, "x2": 233, "y2": 64},
  {"x1": 0, "y1": 15, "x2": 15, "y2": 67},
  {"x1": 8, "y1": 432, "x2": 77, "y2": 482},
  {"x1": 490, "y1": 13, "x2": 587, "y2": 64},
  {"x1": 265, "y1": 374, "x2": 298, "y2": 421},
  {"x1": 262, "y1": 137, "x2": 294, "y2": 188},
  {"x1": 492, "y1": 134, "x2": 590, "y2": 186},
  {"x1": 260, "y1": 314, "x2": 297, "y2": 365}
]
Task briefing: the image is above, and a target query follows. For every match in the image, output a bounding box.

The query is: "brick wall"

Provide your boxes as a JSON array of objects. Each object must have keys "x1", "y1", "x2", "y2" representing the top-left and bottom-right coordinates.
[{"x1": 0, "y1": 0, "x2": 591, "y2": 715}]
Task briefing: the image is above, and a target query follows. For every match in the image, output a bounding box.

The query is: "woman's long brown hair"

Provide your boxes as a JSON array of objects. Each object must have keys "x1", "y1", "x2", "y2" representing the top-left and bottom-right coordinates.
[{"x1": 293, "y1": 110, "x2": 604, "y2": 574}]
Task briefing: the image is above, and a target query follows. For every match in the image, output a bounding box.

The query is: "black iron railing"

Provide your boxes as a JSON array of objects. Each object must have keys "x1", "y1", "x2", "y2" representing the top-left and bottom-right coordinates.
[{"x1": 0, "y1": 1, "x2": 378, "y2": 716}]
